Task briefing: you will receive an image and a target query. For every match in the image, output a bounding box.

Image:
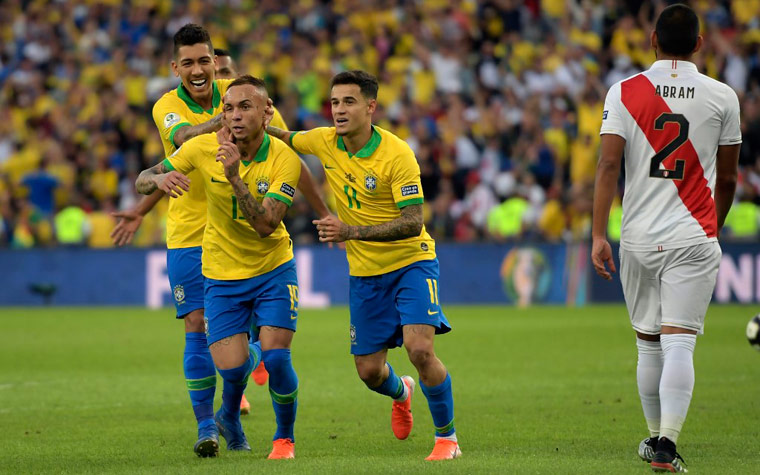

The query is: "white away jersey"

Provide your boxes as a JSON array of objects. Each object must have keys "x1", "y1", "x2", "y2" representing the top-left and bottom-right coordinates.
[{"x1": 600, "y1": 60, "x2": 741, "y2": 251}]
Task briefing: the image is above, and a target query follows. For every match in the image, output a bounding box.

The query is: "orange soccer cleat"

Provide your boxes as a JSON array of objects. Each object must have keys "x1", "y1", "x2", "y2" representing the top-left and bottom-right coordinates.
[
  {"x1": 239, "y1": 394, "x2": 251, "y2": 415},
  {"x1": 267, "y1": 438, "x2": 295, "y2": 459},
  {"x1": 391, "y1": 375, "x2": 415, "y2": 440},
  {"x1": 252, "y1": 361, "x2": 268, "y2": 386},
  {"x1": 425, "y1": 439, "x2": 461, "y2": 461}
]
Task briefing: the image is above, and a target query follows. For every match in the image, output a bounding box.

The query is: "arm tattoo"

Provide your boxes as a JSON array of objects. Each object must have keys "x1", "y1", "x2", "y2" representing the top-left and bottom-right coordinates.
[
  {"x1": 135, "y1": 162, "x2": 169, "y2": 195},
  {"x1": 174, "y1": 115, "x2": 223, "y2": 146},
  {"x1": 229, "y1": 178, "x2": 287, "y2": 236},
  {"x1": 265, "y1": 126, "x2": 291, "y2": 144},
  {"x1": 349, "y1": 204, "x2": 423, "y2": 242},
  {"x1": 230, "y1": 177, "x2": 267, "y2": 222}
]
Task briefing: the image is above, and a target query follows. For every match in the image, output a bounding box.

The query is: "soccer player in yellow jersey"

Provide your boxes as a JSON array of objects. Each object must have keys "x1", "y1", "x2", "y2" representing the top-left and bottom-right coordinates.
[
  {"x1": 111, "y1": 25, "x2": 306, "y2": 457},
  {"x1": 136, "y1": 76, "x2": 302, "y2": 459},
  {"x1": 267, "y1": 70, "x2": 460, "y2": 460},
  {"x1": 213, "y1": 48, "x2": 237, "y2": 80}
]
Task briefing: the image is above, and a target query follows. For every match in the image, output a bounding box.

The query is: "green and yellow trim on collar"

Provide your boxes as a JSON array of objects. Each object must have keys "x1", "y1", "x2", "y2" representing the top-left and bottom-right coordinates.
[
  {"x1": 242, "y1": 133, "x2": 270, "y2": 166},
  {"x1": 177, "y1": 80, "x2": 221, "y2": 114},
  {"x1": 336, "y1": 126, "x2": 382, "y2": 158}
]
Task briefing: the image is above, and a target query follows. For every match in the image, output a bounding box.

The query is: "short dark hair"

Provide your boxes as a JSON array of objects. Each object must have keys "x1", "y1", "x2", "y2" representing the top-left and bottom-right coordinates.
[
  {"x1": 228, "y1": 75, "x2": 268, "y2": 94},
  {"x1": 173, "y1": 24, "x2": 213, "y2": 58},
  {"x1": 655, "y1": 4, "x2": 700, "y2": 57},
  {"x1": 330, "y1": 70, "x2": 378, "y2": 100},
  {"x1": 214, "y1": 48, "x2": 231, "y2": 57}
]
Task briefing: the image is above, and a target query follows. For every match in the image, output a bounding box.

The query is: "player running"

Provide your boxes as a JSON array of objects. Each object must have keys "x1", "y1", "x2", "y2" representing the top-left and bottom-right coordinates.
[{"x1": 592, "y1": 4, "x2": 740, "y2": 472}]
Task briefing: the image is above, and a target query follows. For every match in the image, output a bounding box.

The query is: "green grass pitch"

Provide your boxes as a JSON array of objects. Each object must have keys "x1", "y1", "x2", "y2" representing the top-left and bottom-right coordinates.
[{"x1": 1, "y1": 305, "x2": 758, "y2": 474}]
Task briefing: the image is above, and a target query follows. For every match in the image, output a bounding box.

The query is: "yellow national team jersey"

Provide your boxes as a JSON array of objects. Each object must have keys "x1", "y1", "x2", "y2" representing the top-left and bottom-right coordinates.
[
  {"x1": 290, "y1": 126, "x2": 435, "y2": 276},
  {"x1": 163, "y1": 133, "x2": 300, "y2": 281},
  {"x1": 152, "y1": 78, "x2": 288, "y2": 249}
]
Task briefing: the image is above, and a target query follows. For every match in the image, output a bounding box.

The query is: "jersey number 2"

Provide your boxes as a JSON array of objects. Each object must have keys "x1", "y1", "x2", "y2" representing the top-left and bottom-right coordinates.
[{"x1": 650, "y1": 112, "x2": 687, "y2": 180}]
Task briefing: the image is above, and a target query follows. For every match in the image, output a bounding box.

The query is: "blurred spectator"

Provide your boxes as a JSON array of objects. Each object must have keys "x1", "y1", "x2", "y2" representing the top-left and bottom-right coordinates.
[
  {"x1": 54, "y1": 194, "x2": 89, "y2": 246},
  {"x1": 21, "y1": 159, "x2": 59, "y2": 217},
  {"x1": 0, "y1": 0, "x2": 758, "y2": 247}
]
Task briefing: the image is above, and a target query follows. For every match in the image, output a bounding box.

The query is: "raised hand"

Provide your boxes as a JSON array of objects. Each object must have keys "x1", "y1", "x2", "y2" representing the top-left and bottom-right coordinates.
[
  {"x1": 263, "y1": 98, "x2": 275, "y2": 129},
  {"x1": 157, "y1": 171, "x2": 191, "y2": 198},
  {"x1": 313, "y1": 214, "x2": 350, "y2": 243},
  {"x1": 216, "y1": 141, "x2": 241, "y2": 180},
  {"x1": 110, "y1": 210, "x2": 143, "y2": 246}
]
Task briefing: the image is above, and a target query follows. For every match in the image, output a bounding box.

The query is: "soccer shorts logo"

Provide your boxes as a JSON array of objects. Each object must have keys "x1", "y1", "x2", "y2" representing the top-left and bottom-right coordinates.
[
  {"x1": 349, "y1": 324, "x2": 357, "y2": 344},
  {"x1": 173, "y1": 284, "x2": 185, "y2": 303}
]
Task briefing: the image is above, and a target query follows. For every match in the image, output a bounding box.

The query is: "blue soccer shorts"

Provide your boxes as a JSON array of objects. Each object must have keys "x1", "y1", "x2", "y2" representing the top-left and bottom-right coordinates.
[
  {"x1": 204, "y1": 259, "x2": 298, "y2": 345},
  {"x1": 167, "y1": 246, "x2": 205, "y2": 319},
  {"x1": 349, "y1": 258, "x2": 451, "y2": 356}
]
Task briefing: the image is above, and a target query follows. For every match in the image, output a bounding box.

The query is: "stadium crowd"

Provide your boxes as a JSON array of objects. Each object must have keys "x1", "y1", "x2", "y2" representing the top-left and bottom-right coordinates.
[{"x1": 1, "y1": 0, "x2": 759, "y2": 248}]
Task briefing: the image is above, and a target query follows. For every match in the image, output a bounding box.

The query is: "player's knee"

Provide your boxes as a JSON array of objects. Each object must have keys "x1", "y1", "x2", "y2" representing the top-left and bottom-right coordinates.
[
  {"x1": 184, "y1": 310, "x2": 205, "y2": 333},
  {"x1": 405, "y1": 344, "x2": 434, "y2": 368},
  {"x1": 355, "y1": 360, "x2": 384, "y2": 386}
]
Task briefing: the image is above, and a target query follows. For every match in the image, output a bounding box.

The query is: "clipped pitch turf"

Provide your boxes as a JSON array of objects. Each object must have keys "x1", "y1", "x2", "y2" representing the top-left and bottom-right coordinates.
[{"x1": 1, "y1": 305, "x2": 758, "y2": 473}]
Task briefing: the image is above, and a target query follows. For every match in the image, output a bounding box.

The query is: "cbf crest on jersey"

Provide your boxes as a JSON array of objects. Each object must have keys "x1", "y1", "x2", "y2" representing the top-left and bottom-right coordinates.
[
  {"x1": 364, "y1": 170, "x2": 378, "y2": 193},
  {"x1": 255, "y1": 176, "x2": 270, "y2": 195},
  {"x1": 173, "y1": 284, "x2": 185, "y2": 303}
]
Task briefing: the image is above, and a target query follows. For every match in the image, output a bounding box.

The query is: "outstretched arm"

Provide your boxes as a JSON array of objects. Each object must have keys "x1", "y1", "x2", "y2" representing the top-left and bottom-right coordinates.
[
  {"x1": 172, "y1": 115, "x2": 223, "y2": 147},
  {"x1": 297, "y1": 160, "x2": 330, "y2": 218},
  {"x1": 110, "y1": 191, "x2": 165, "y2": 246},
  {"x1": 266, "y1": 125, "x2": 292, "y2": 144},
  {"x1": 135, "y1": 162, "x2": 190, "y2": 197},
  {"x1": 313, "y1": 204, "x2": 423, "y2": 243}
]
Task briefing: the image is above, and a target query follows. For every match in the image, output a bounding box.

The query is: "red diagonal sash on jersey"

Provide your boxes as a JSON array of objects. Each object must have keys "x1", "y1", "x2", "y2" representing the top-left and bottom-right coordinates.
[{"x1": 621, "y1": 74, "x2": 717, "y2": 238}]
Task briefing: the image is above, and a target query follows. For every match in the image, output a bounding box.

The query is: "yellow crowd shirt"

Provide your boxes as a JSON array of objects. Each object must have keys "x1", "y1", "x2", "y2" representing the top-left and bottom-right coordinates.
[
  {"x1": 152, "y1": 78, "x2": 287, "y2": 248},
  {"x1": 290, "y1": 126, "x2": 436, "y2": 276},
  {"x1": 163, "y1": 133, "x2": 300, "y2": 280}
]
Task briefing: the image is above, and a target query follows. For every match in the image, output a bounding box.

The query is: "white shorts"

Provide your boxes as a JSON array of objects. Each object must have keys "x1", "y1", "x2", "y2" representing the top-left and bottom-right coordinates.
[{"x1": 619, "y1": 242, "x2": 721, "y2": 335}]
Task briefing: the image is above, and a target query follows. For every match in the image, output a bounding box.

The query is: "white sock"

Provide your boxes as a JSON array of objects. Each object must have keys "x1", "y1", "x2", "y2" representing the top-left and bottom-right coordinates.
[
  {"x1": 393, "y1": 381, "x2": 408, "y2": 402},
  {"x1": 636, "y1": 338, "x2": 663, "y2": 437},
  {"x1": 659, "y1": 333, "x2": 697, "y2": 443},
  {"x1": 436, "y1": 433, "x2": 458, "y2": 442}
]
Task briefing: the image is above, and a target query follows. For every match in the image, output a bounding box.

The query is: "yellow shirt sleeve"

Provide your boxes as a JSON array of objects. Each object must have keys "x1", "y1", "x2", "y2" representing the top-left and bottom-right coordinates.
[
  {"x1": 265, "y1": 144, "x2": 301, "y2": 207},
  {"x1": 162, "y1": 142, "x2": 196, "y2": 175},
  {"x1": 289, "y1": 127, "x2": 331, "y2": 157},
  {"x1": 390, "y1": 149, "x2": 424, "y2": 208},
  {"x1": 152, "y1": 97, "x2": 191, "y2": 150}
]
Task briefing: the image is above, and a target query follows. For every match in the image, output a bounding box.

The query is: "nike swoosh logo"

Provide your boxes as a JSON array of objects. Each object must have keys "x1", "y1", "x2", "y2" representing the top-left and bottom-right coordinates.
[
  {"x1": 427, "y1": 309, "x2": 438, "y2": 315},
  {"x1": 324, "y1": 165, "x2": 336, "y2": 170},
  {"x1": 290, "y1": 315, "x2": 297, "y2": 320},
  {"x1": 210, "y1": 177, "x2": 226, "y2": 183}
]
